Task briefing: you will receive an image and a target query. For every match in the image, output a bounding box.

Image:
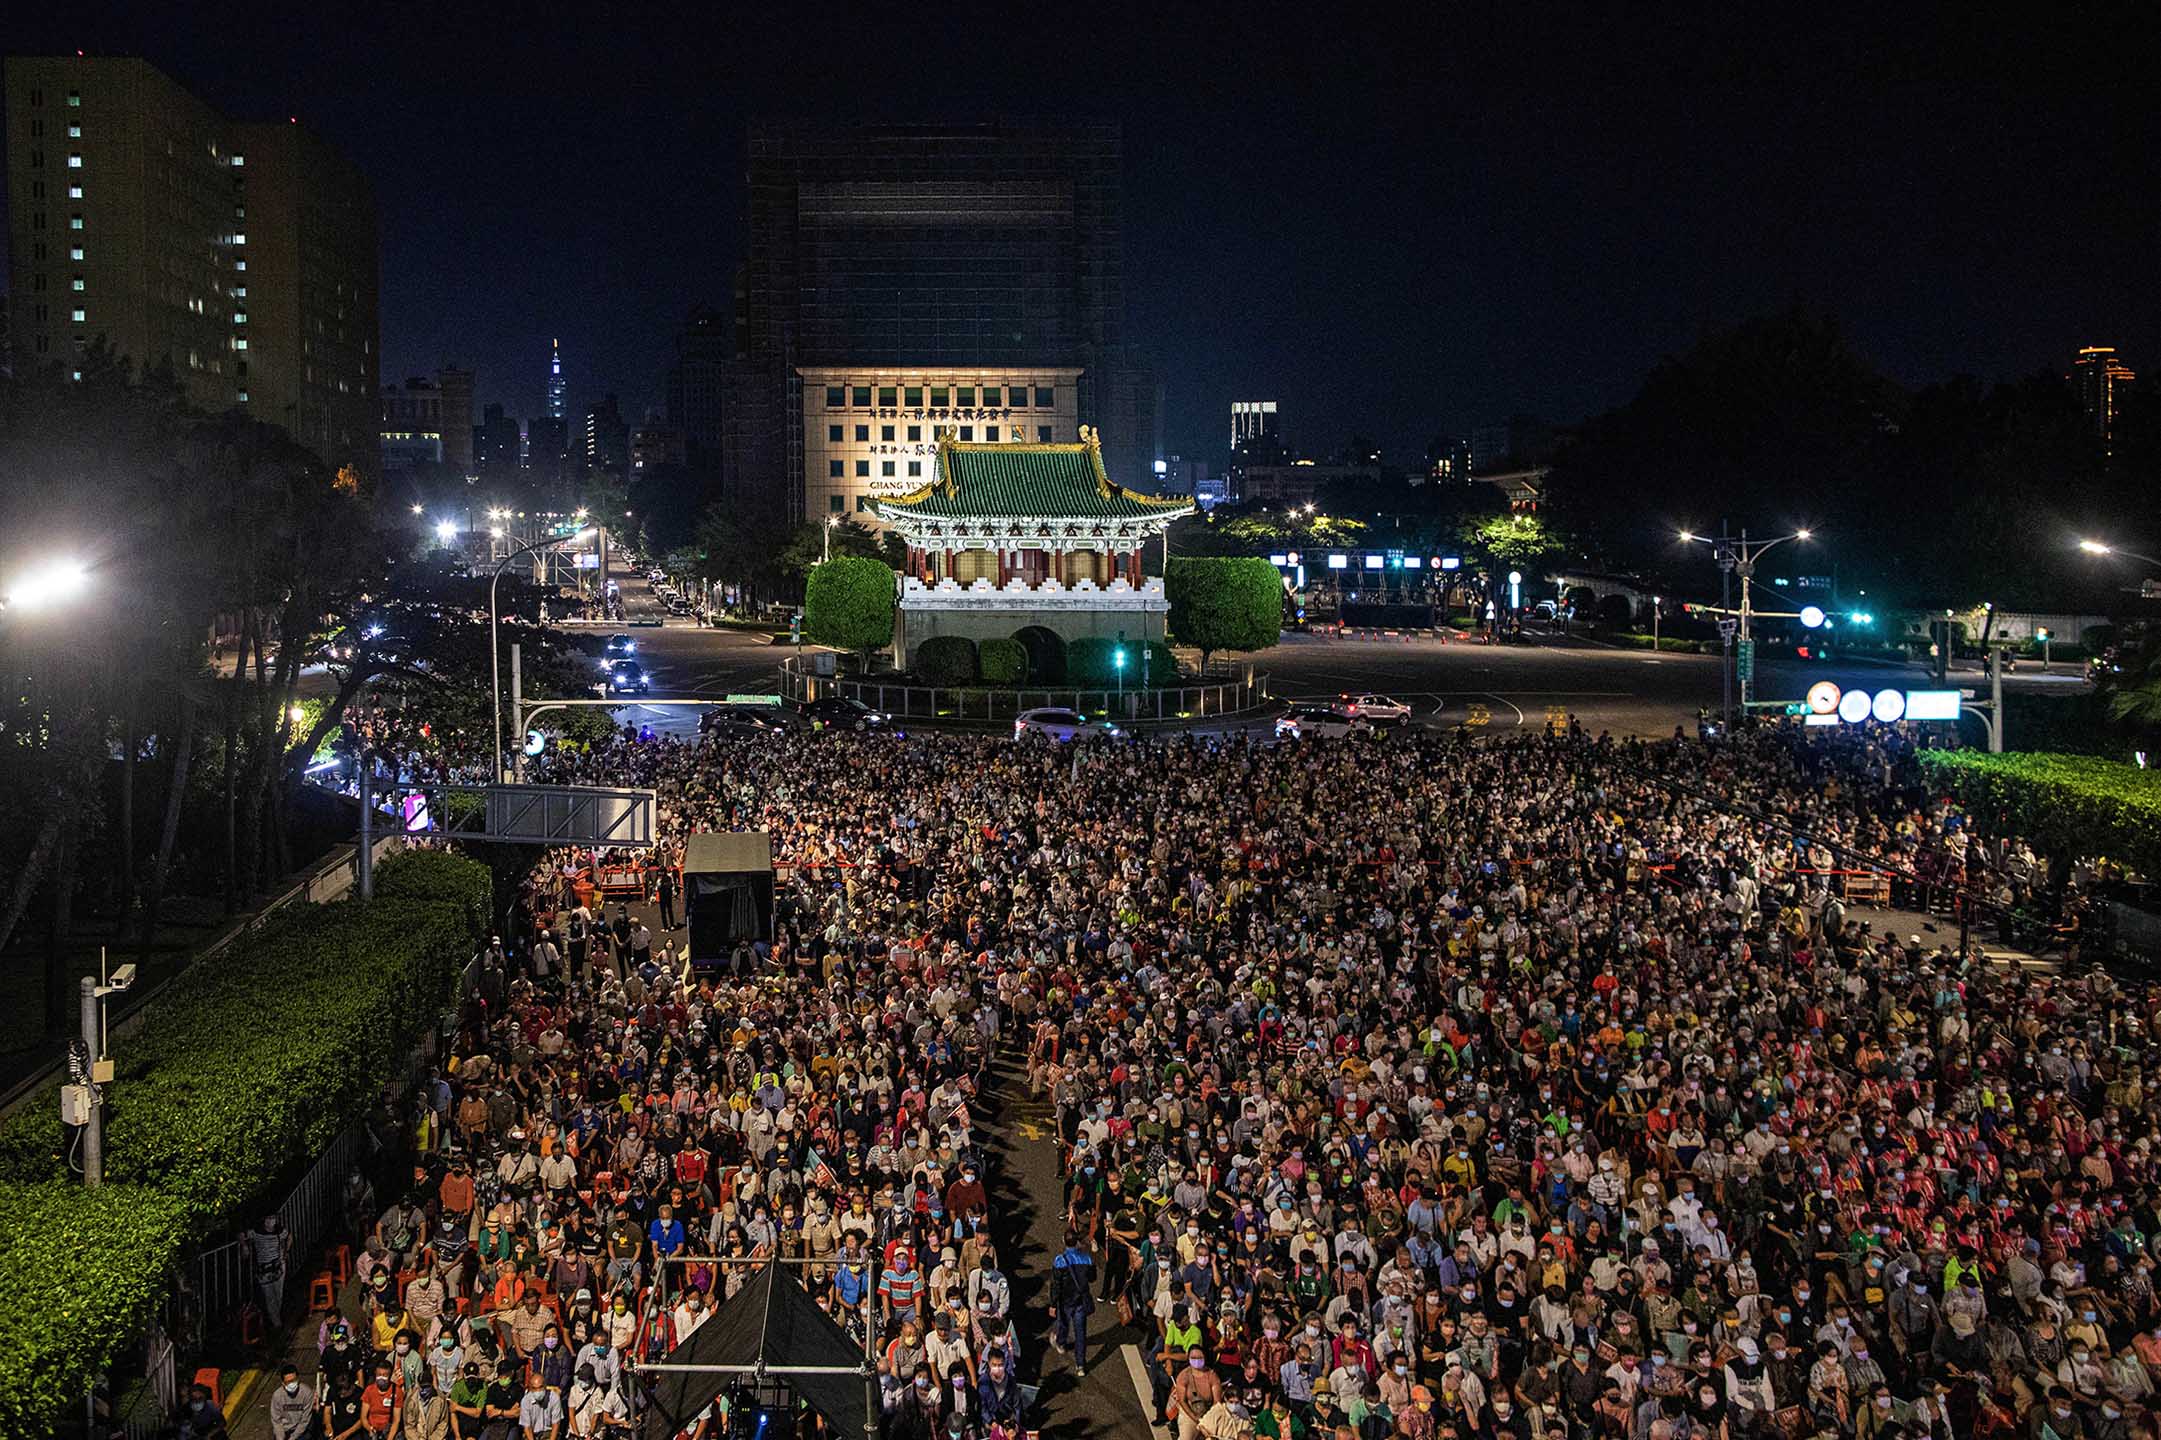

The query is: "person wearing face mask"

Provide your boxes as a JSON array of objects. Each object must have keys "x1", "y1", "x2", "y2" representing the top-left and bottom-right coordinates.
[
  {"x1": 977, "y1": 1348, "x2": 1022, "y2": 1433},
  {"x1": 270, "y1": 1363, "x2": 316, "y2": 1440},
  {"x1": 527, "y1": 1322, "x2": 573, "y2": 1401},
  {"x1": 360, "y1": 1363, "x2": 403, "y2": 1440},
  {"x1": 1170, "y1": 1350, "x2": 1226, "y2": 1440},
  {"x1": 399, "y1": 1376, "x2": 451, "y2": 1440}
]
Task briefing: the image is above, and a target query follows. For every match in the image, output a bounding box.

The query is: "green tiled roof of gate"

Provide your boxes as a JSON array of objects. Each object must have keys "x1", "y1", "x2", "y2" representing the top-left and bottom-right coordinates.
[{"x1": 876, "y1": 439, "x2": 1191, "y2": 520}]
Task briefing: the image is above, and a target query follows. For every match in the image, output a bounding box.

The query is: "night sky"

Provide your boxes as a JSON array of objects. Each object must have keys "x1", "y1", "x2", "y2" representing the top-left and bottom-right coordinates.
[{"x1": 13, "y1": 5, "x2": 2156, "y2": 467}]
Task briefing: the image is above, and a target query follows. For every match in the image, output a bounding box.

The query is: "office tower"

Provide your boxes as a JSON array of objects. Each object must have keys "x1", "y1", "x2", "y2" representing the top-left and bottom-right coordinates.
[
  {"x1": 582, "y1": 393, "x2": 627, "y2": 476},
  {"x1": 4, "y1": 58, "x2": 379, "y2": 477},
  {"x1": 629, "y1": 417, "x2": 687, "y2": 478},
  {"x1": 664, "y1": 305, "x2": 729, "y2": 472},
  {"x1": 546, "y1": 338, "x2": 566, "y2": 420},
  {"x1": 379, "y1": 375, "x2": 445, "y2": 471},
  {"x1": 1231, "y1": 401, "x2": 1280, "y2": 454},
  {"x1": 435, "y1": 365, "x2": 474, "y2": 472},
  {"x1": 722, "y1": 120, "x2": 1156, "y2": 524},
  {"x1": 524, "y1": 415, "x2": 570, "y2": 493},
  {"x1": 474, "y1": 402, "x2": 521, "y2": 475},
  {"x1": 2072, "y1": 345, "x2": 2135, "y2": 454}
]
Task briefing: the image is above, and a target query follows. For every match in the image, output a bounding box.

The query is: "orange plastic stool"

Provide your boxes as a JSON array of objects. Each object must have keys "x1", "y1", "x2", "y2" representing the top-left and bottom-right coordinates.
[
  {"x1": 308, "y1": 1272, "x2": 338, "y2": 1313},
  {"x1": 192, "y1": 1367, "x2": 223, "y2": 1408},
  {"x1": 329, "y1": 1243, "x2": 354, "y2": 1286}
]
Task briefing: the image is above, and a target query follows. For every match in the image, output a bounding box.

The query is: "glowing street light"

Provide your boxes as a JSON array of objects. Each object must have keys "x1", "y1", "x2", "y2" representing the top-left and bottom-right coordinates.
[
  {"x1": 823, "y1": 514, "x2": 841, "y2": 563},
  {"x1": 2078, "y1": 538, "x2": 2161, "y2": 568},
  {"x1": 4, "y1": 559, "x2": 91, "y2": 613},
  {"x1": 434, "y1": 520, "x2": 458, "y2": 545},
  {"x1": 1678, "y1": 525, "x2": 1817, "y2": 713},
  {"x1": 410, "y1": 503, "x2": 425, "y2": 516}
]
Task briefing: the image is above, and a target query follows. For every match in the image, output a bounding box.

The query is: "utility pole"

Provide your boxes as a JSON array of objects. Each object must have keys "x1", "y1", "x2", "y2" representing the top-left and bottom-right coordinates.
[
  {"x1": 1989, "y1": 643, "x2": 2005, "y2": 753},
  {"x1": 1718, "y1": 522, "x2": 1734, "y2": 728},
  {"x1": 78, "y1": 976, "x2": 102, "y2": 1187}
]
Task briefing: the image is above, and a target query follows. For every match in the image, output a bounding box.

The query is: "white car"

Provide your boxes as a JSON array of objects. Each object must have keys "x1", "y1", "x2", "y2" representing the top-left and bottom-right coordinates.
[
  {"x1": 1340, "y1": 693, "x2": 1412, "y2": 724},
  {"x1": 1276, "y1": 704, "x2": 1373, "y2": 740},
  {"x1": 1013, "y1": 707, "x2": 1121, "y2": 742}
]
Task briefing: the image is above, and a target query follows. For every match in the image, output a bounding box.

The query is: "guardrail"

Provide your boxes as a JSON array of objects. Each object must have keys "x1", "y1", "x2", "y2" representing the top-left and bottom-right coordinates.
[{"x1": 779, "y1": 656, "x2": 1268, "y2": 724}]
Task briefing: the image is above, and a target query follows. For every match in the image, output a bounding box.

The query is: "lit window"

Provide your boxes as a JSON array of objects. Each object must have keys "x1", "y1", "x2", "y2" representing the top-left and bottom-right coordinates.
[
  {"x1": 903, "y1": 386, "x2": 922, "y2": 406},
  {"x1": 72, "y1": 308, "x2": 86, "y2": 322},
  {"x1": 233, "y1": 313, "x2": 247, "y2": 324},
  {"x1": 987, "y1": 426, "x2": 1000, "y2": 442},
  {"x1": 908, "y1": 461, "x2": 922, "y2": 477},
  {"x1": 1037, "y1": 425, "x2": 1052, "y2": 442},
  {"x1": 881, "y1": 461, "x2": 895, "y2": 477},
  {"x1": 68, "y1": 185, "x2": 83, "y2": 198},
  {"x1": 877, "y1": 386, "x2": 896, "y2": 406},
  {"x1": 982, "y1": 387, "x2": 1002, "y2": 406},
  {"x1": 67, "y1": 154, "x2": 83, "y2": 168},
  {"x1": 237, "y1": 390, "x2": 248, "y2": 401},
  {"x1": 854, "y1": 424, "x2": 869, "y2": 442},
  {"x1": 851, "y1": 386, "x2": 870, "y2": 407},
  {"x1": 907, "y1": 425, "x2": 921, "y2": 442},
  {"x1": 827, "y1": 424, "x2": 842, "y2": 442},
  {"x1": 70, "y1": 214, "x2": 83, "y2": 230},
  {"x1": 1035, "y1": 387, "x2": 1053, "y2": 407},
  {"x1": 232, "y1": 337, "x2": 248, "y2": 350},
  {"x1": 881, "y1": 425, "x2": 894, "y2": 441},
  {"x1": 71, "y1": 276, "x2": 85, "y2": 291},
  {"x1": 70, "y1": 246, "x2": 84, "y2": 260},
  {"x1": 959, "y1": 426, "x2": 973, "y2": 441},
  {"x1": 71, "y1": 369, "x2": 83, "y2": 381},
  {"x1": 68, "y1": 124, "x2": 81, "y2": 139},
  {"x1": 230, "y1": 154, "x2": 244, "y2": 167},
  {"x1": 829, "y1": 460, "x2": 843, "y2": 477},
  {"x1": 232, "y1": 286, "x2": 245, "y2": 298},
  {"x1": 825, "y1": 385, "x2": 844, "y2": 407},
  {"x1": 855, "y1": 460, "x2": 869, "y2": 477},
  {"x1": 957, "y1": 387, "x2": 975, "y2": 405},
  {"x1": 234, "y1": 259, "x2": 245, "y2": 271},
  {"x1": 231, "y1": 232, "x2": 245, "y2": 245},
  {"x1": 67, "y1": 92, "x2": 80, "y2": 107}
]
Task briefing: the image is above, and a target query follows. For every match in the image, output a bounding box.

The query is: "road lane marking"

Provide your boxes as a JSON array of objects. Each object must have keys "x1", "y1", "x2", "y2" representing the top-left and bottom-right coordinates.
[{"x1": 1483, "y1": 693, "x2": 1527, "y2": 726}]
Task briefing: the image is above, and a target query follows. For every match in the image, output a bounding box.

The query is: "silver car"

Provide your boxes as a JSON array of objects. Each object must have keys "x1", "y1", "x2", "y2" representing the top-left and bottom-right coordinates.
[{"x1": 1013, "y1": 707, "x2": 1121, "y2": 742}]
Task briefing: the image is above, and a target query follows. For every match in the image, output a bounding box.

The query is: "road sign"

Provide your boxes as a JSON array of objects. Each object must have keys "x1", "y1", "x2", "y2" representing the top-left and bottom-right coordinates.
[
  {"x1": 1717, "y1": 618, "x2": 1737, "y2": 642},
  {"x1": 1736, "y1": 638, "x2": 1755, "y2": 681}
]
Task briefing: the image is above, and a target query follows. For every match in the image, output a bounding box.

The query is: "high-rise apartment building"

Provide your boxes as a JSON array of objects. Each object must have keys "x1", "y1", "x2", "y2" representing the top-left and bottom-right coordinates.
[
  {"x1": 582, "y1": 393, "x2": 628, "y2": 477},
  {"x1": 722, "y1": 120, "x2": 1157, "y2": 525},
  {"x1": 2072, "y1": 345, "x2": 2135, "y2": 454},
  {"x1": 524, "y1": 415, "x2": 569, "y2": 494},
  {"x1": 3, "y1": 57, "x2": 379, "y2": 477},
  {"x1": 663, "y1": 305, "x2": 729, "y2": 472},
  {"x1": 378, "y1": 365, "x2": 472, "y2": 474}
]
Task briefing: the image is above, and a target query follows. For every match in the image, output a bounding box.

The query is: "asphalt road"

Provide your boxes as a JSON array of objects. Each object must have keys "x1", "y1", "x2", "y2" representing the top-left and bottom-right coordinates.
[{"x1": 580, "y1": 567, "x2": 2087, "y2": 739}]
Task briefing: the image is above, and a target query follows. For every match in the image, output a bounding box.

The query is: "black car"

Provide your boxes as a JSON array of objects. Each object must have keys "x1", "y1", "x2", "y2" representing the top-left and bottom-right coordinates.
[
  {"x1": 703, "y1": 704, "x2": 799, "y2": 735},
  {"x1": 603, "y1": 634, "x2": 638, "y2": 660},
  {"x1": 605, "y1": 659, "x2": 650, "y2": 695},
  {"x1": 799, "y1": 695, "x2": 889, "y2": 731}
]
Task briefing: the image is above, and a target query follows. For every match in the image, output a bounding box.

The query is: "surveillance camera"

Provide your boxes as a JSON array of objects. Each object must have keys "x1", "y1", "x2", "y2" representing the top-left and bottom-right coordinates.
[{"x1": 108, "y1": 963, "x2": 138, "y2": 992}]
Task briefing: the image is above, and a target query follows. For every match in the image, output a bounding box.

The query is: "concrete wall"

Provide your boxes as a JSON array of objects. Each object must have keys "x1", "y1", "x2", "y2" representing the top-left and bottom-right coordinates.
[{"x1": 897, "y1": 605, "x2": 1163, "y2": 665}]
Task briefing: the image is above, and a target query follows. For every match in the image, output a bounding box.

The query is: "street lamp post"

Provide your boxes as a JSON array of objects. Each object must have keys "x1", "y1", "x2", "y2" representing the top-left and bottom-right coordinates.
[
  {"x1": 823, "y1": 515, "x2": 841, "y2": 564},
  {"x1": 491, "y1": 528, "x2": 592, "y2": 782},
  {"x1": 1680, "y1": 526, "x2": 1813, "y2": 712},
  {"x1": 1652, "y1": 595, "x2": 1661, "y2": 653},
  {"x1": 2078, "y1": 539, "x2": 2161, "y2": 569}
]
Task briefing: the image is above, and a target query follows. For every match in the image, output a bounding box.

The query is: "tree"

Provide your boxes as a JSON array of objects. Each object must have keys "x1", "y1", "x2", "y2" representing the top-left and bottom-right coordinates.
[
  {"x1": 1165, "y1": 557, "x2": 1283, "y2": 667},
  {"x1": 1463, "y1": 513, "x2": 1560, "y2": 569},
  {"x1": 802, "y1": 557, "x2": 896, "y2": 663}
]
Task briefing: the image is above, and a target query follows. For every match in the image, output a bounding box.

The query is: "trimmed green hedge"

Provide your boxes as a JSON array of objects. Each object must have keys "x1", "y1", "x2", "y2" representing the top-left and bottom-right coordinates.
[
  {"x1": 1917, "y1": 750, "x2": 2161, "y2": 878},
  {"x1": 1066, "y1": 637, "x2": 1176, "y2": 687},
  {"x1": 978, "y1": 637, "x2": 1028, "y2": 686},
  {"x1": 914, "y1": 635, "x2": 978, "y2": 687},
  {"x1": 0, "y1": 850, "x2": 488, "y2": 1434},
  {"x1": 0, "y1": 1183, "x2": 193, "y2": 1437},
  {"x1": 0, "y1": 851, "x2": 488, "y2": 1225}
]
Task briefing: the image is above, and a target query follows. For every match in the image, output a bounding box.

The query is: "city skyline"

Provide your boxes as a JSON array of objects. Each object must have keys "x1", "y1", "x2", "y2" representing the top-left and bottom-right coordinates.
[{"x1": 2, "y1": 9, "x2": 2153, "y2": 473}]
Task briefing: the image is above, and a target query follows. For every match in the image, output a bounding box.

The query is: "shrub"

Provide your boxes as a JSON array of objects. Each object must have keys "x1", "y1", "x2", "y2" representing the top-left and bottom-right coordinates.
[
  {"x1": 0, "y1": 1183, "x2": 192, "y2": 1437},
  {"x1": 978, "y1": 637, "x2": 1028, "y2": 686},
  {"x1": 1066, "y1": 637, "x2": 1118, "y2": 686},
  {"x1": 913, "y1": 635, "x2": 978, "y2": 687},
  {"x1": 1013, "y1": 629, "x2": 1067, "y2": 684},
  {"x1": 1917, "y1": 750, "x2": 2161, "y2": 878}
]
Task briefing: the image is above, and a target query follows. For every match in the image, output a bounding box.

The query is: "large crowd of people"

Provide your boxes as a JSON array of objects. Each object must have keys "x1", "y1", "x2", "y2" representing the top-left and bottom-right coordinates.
[{"x1": 284, "y1": 717, "x2": 2158, "y2": 1440}]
